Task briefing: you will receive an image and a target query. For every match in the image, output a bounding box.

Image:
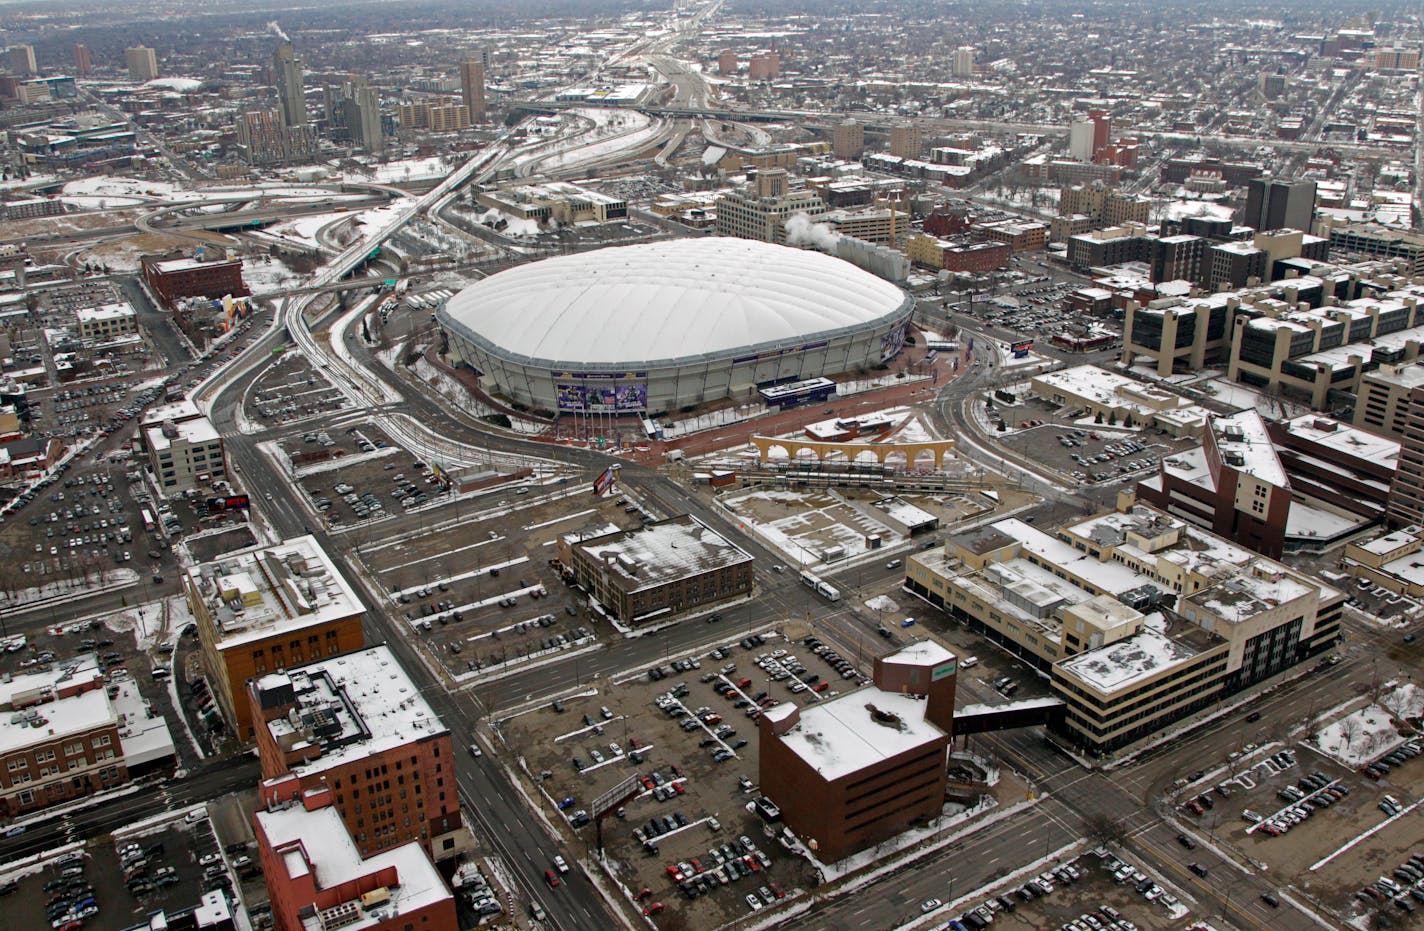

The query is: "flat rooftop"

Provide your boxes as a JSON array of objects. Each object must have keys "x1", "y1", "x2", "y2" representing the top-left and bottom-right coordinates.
[
  {"x1": 773, "y1": 688, "x2": 947, "y2": 782},
  {"x1": 186, "y1": 535, "x2": 363, "y2": 650},
  {"x1": 575, "y1": 515, "x2": 753, "y2": 594},
  {"x1": 258, "y1": 645, "x2": 446, "y2": 777},
  {"x1": 1056, "y1": 623, "x2": 1216, "y2": 695},
  {"x1": 255, "y1": 802, "x2": 451, "y2": 930}
]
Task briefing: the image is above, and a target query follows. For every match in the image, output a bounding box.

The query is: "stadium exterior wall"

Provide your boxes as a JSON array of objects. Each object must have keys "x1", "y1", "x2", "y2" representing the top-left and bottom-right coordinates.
[{"x1": 439, "y1": 298, "x2": 915, "y2": 415}]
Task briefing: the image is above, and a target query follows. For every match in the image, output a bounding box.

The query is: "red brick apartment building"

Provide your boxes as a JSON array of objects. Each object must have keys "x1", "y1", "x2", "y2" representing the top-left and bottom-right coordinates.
[
  {"x1": 757, "y1": 641, "x2": 957, "y2": 860},
  {"x1": 142, "y1": 254, "x2": 248, "y2": 307},
  {"x1": 250, "y1": 645, "x2": 471, "y2": 864},
  {"x1": 255, "y1": 788, "x2": 457, "y2": 931}
]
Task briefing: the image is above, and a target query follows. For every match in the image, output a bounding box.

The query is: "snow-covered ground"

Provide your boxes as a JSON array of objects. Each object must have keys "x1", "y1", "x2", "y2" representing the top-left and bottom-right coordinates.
[{"x1": 1312, "y1": 682, "x2": 1422, "y2": 766}]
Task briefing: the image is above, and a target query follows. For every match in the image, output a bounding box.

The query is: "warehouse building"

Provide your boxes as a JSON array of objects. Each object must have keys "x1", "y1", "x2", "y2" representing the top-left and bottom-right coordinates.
[{"x1": 556, "y1": 515, "x2": 754, "y2": 625}]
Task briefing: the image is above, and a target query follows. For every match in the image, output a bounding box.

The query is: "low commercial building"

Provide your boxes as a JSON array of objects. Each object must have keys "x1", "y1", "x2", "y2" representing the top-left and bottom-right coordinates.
[
  {"x1": 978, "y1": 220, "x2": 1046, "y2": 252},
  {"x1": 476, "y1": 181, "x2": 627, "y2": 224},
  {"x1": 1029, "y1": 365, "x2": 1211, "y2": 437},
  {"x1": 255, "y1": 790, "x2": 457, "y2": 931},
  {"x1": 251, "y1": 645, "x2": 471, "y2": 863},
  {"x1": 142, "y1": 254, "x2": 248, "y2": 307},
  {"x1": 905, "y1": 504, "x2": 1344, "y2": 754},
  {"x1": 0, "y1": 655, "x2": 174, "y2": 817},
  {"x1": 75, "y1": 302, "x2": 137, "y2": 340},
  {"x1": 1344, "y1": 526, "x2": 1424, "y2": 598},
  {"x1": 758, "y1": 641, "x2": 956, "y2": 860},
  {"x1": 139, "y1": 399, "x2": 226, "y2": 494},
  {"x1": 557, "y1": 515, "x2": 754, "y2": 625},
  {"x1": 181, "y1": 535, "x2": 366, "y2": 741}
]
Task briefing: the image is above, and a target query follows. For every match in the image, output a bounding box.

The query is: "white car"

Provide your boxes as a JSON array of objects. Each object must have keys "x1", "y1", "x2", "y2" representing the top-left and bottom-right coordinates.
[
  {"x1": 745, "y1": 894, "x2": 763, "y2": 911},
  {"x1": 920, "y1": 898, "x2": 943, "y2": 913},
  {"x1": 553, "y1": 855, "x2": 569, "y2": 873}
]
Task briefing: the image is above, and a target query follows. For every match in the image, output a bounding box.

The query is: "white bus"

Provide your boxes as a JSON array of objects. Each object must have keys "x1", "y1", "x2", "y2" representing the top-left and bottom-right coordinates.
[{"x1": 799, "y1": 570, "x2": 841, "y2": 602}]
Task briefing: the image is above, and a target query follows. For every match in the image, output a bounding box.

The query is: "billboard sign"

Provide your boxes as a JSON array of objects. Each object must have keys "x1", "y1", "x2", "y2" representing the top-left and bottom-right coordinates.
[
  {"x1": 1011, "y1": 339, "x2": 1034, "y2": 359},
  {"x1": 592, "y1": 773, "x2": 644, "y2": 818},
  {"x1": 593, "y1": 465, "x2": 618, "y2": 496},
  {"x1": 932, "y1": 659, "x2": 957, "y2": 681},
  {"x1": 206, "y1": 495, "x2": 250, "y2": 511}
]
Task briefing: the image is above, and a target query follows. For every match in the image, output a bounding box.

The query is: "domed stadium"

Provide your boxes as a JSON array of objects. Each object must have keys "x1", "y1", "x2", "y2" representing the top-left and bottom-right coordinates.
[{"x1": 436, "y1": 237, "x2": 913, "y2": 415}]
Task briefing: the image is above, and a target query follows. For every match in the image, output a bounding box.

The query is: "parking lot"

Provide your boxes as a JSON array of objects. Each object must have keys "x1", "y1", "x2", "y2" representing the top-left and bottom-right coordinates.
[
  {"x1": 1174, "y1": 733, "x2": 1424, "y2": 924},
  {"x1": 995, "y1": 422, "x2": 1182, "y2": 486},
  {"x1": 499, "y1": 628, "x2": 888, "y2": 926},
  {"x1": 245, "y1": 347, "x2": 350, "y2": 427},
  {"x1": 931, "y1": 848, "x2": 1189, "y2": 931},
  {"x1": 355, "y1": 483, "x2": 620, "y2": 679},
  {"x1": 0, "y1": 810, "x2": 253, "y2": 931},
  {"x1": 278, "y1": 422, "x2": 431, "y2": 528}
]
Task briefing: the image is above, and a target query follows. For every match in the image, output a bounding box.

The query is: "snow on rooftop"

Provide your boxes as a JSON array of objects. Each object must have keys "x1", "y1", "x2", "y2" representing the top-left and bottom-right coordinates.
[
  {"x1": 1211, "y1": 410, "x2": 1288, "y2": 488},
  {"x1": 577, "y1": 516, "x2": 753, "y2": 593},
  {"x1": 888, "y1": 640, "x2": 955, "y2": 666},
  {"x1": 437, "y1": 238, "x2": 912, "y2": 367},
  {"x1": 0, "y1": 656, "x2": 118, "y2": 757},
  {"x1": 775, "y1": 689, "x2": 946, "y2": 782},
  {"x1": 145, "y1": 415, "x2": 219, "y2": 450},
  {"x1": 261, "y1": 645, "x2": 445, "y2": 777},
  {"x1": 1056, "y1": 627, "x2": 1203, "y2": 695},
  {"x1": 187, "y1": 535, "x2": 363, "y2": 649},
  {"x1": 1280, "y1": 414, "x2": 1399, "y2": 470},
  {"x1": 256, "y1": 803, "x2": 451, "y2": 926}
]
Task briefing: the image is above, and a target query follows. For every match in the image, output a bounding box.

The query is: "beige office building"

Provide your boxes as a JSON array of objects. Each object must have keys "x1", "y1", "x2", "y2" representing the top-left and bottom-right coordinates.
[
  {"x1": 889, "y1": 124, "x2": 921, "y2": 160},
  {"x1": 714, "y1": 170, "x2": 827, "y2": 244},
  {"x1": 832, "y1": 121, "x2": 864, "y2": 159},
  {"x1": 125, "y1": 46, "x2": 158, "y2": 82}
]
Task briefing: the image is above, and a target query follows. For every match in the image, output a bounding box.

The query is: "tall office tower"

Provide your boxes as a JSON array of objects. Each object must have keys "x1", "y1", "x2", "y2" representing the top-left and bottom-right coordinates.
[
  {"x1": 460, "y1": 57, "x2": 486, "y2": 123},
  {"x1": 273, "y1": 42, "x2": 307, "y2": 128},
  {"x1": 124, "y1": 46, "x2": 158, "y2": 82},
  {"x1": 889, "y1": 123, "x2": 921, "y2": 160},
  {"x1": 349, "y1": 85, "x2": 384, "y2": 154},
  {"x1": 73, "y1": 44, "x2": 91, "y2": 76},
  {"x1": 832, "y1": 121, "x2": 864, "y2": 159},
  {"x1": 8, "y1": 45, "x2": 37, "y2": 75},
  {"x1": 1243, "y1": 177, "x2": 1317, "y2": 233},
  {"x1": 323, "y1": 73, "x2": 365, "y2": 139},
  {"x1": 1088, "y1": 108, "x2": 1111, "y2": 153},
  {"x1": 952, "y1": 46, "x2": 975, "y2": 78},
  {"x1": 1068, "y1": 120, "x2": 1096, "y2": 161}
]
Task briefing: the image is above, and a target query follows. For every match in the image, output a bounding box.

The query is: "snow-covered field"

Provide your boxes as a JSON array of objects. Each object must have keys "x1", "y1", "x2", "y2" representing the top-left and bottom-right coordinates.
[{"x1": 1313, "y1": 683, "x2": 1423, "y2": 766}]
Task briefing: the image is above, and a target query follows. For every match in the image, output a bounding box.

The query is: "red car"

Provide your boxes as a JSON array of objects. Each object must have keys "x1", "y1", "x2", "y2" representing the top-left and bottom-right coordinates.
[
  {"x1": 545, "y1": 869, "x2": 560, "y2": 888},
  {"x1": 643, "y1": 902, "x2": 665, "y2": 916},
  {"x1": 635, "y1": 887, "x2": 654, "y2": 901},
  {"x1": 737, "y1": 677, "x2": 752, "y2": 688},
  {"x1": 813, "y1": 681, "x2": 830, "y2": 693}
]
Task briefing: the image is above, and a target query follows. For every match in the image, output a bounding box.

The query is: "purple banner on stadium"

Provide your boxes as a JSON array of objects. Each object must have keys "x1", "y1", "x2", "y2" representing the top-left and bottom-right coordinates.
[{"x1": 556, "y1": 381, "x2": 648, "y2": 412}]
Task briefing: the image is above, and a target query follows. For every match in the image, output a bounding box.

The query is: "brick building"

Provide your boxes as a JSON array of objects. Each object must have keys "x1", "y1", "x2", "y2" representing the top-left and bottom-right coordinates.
[
  {"x1": 556, "y1": 515, "x2": 754, "y2": 625},
  {"x1": 757, "y1": 641, "x2": 956, "y2": 861},
  {"x1": 251, "y1": 645, "x2": 472, "y2": 863},
  {"x1": 142, "y1": 255, "x2": 248, "y2": 307},
  {"x1": 255, "y1": 789, "x2": 458, "y2": 931},
  {"x1": 0, "y1": 656, "x2": 174, "y2": 817},
  {"x1": 182, "y1": 535, "x2": 366, "y2": 741}
]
